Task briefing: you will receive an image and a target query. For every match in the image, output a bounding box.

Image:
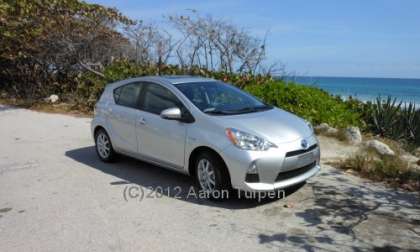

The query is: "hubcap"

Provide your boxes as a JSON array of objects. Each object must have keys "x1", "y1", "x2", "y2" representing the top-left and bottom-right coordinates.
[
  {"x1": 197, "y1": 158, "x2": 216, "y2": 193},
  {"x1": 96, "y1": 132, "x2": 111, "y2": 159}
]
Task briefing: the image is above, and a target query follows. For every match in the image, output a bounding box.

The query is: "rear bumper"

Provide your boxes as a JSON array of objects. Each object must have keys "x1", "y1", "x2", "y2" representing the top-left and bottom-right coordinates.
[{"x1": 221, "y1": 134, "x2": 321, "y2": 192}]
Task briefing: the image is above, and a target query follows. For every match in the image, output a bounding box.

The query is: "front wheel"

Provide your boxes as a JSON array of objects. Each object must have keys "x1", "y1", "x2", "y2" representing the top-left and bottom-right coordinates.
[
  {"x1": 195, "y1": 152, "x2": 231, "y2": 200},
  {"x1": 95, "y1": 129, "x2": 116, "y2": 162}
]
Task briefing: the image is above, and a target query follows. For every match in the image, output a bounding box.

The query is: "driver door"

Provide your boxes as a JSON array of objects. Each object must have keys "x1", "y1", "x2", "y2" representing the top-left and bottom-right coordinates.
[{"x1": 135, "y1": 82, "x2": 188, "y2": 169}]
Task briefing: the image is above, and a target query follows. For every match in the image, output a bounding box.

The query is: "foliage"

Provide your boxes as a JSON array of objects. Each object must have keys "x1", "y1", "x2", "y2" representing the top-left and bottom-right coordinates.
[
  {"x1": 77, "y1": 60, "x2": 362, "y2": 130},
  {"x1": 1, "y1": 1, "x2": 277, "y2": 99},
  {"x1": 76, "y1": 59, "x2": 272, "y2": 107},
  {"x1": 0, "y1": 0, "x2": 133, "y2": 98},
  {"x1": 338, "y1": 149, "x2": 420, "y2": 191},
  {"x1": 244, "y1": 81, "x2": 361, "y2": 127},
  {"x1": 353, "y1": 96, "x2": 420, "y2": 147},
  {"x1": 2, "y1": 0, "x2": 419, "y2": 145},
  {"x1": 371, "y1": 97, "x2": 403, "y2": 138}
]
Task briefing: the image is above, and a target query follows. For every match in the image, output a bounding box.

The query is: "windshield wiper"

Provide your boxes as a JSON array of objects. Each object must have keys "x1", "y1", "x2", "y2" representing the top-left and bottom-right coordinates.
[
  {"x1": 230, "y1": 105, "x2": 272, "y2": 114},
  {"x1": 254, "y1": 105, "x2": 273, "y2": 111},
  {"x1": 203, "y1": 108, "x2": 231, "y2": 115},
  {"x1": 203, "y1": 105, "x2": 272, "y2": 115}
]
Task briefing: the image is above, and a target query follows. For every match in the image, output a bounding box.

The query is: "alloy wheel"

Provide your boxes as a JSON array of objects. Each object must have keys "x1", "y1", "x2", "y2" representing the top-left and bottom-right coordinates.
[
  {"x1": 96, "y1": 132, "x2": 111, "y2": 159},
  {"x1": 197, "y1": 158, "x2": 216, "y2": 193}
]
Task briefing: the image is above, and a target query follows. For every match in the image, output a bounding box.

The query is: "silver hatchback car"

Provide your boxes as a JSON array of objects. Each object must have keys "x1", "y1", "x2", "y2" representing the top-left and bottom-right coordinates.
[{"x1": 91, "y1": 76, "x2": 320, "y2": 198}]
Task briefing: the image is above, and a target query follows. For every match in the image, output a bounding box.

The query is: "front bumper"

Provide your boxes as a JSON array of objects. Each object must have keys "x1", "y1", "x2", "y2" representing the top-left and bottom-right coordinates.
[{"x1": 221, "y1": 134, "x2": 320, "y2": 192}]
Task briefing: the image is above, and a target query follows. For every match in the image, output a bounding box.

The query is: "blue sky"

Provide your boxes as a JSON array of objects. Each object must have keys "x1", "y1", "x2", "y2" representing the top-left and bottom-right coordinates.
[{"x1": 89, "y1": 0, "x2": 420, "y2": 78}]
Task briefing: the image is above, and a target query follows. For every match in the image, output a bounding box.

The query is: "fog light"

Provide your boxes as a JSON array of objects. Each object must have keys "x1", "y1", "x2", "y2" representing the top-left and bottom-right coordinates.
[
  {"x1": 247, "y1": 162, "x2": 258, "y2": 174},
  {"x1": 245, "y1": 162, "x2": 260, "y2": 183}
]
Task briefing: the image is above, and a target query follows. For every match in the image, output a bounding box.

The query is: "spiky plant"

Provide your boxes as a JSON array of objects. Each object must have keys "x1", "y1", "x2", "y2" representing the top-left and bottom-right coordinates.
[
  {"x1": 372, "y1": 96, "x2": 403, "y2": 139},
  {"x1": 401, "y1": 102, "x2": 418, "y2": 141}
]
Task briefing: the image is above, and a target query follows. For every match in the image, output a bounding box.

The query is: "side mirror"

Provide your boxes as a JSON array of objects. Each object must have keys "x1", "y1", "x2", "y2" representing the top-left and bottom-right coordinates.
[{"x1": 160, "y1": 107, "x2": 182, "y2": 120}]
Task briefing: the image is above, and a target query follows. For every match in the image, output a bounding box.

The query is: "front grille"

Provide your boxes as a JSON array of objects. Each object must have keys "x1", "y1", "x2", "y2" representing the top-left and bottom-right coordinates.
[
  {"x1": 275, "y1": 161, "x2": 316, "y2": 182},
  {"x1": 285, "y1": 144, "x2": 317, "y2": 157}
]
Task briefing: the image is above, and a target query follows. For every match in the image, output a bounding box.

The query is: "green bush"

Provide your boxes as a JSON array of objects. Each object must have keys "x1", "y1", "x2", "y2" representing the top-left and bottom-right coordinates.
[
  {"x1": 77, "y1": 60, "x2": 361, "y2": 128},
  {"x1": 245, "y1": 81, "x2": 361, "y2": 128},
  {"x1": 352, "y1": 96, "x2": 420, "y2": 147},
  {"x1": 76, "y1": 59, "x2": 272, "y2": 108}
]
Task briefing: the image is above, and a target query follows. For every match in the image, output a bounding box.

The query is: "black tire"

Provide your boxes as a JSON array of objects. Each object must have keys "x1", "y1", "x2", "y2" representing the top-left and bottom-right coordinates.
[
  {"x1": 94, "y1": 128, "x2": 116, "y2": 162},
  {"x1": 194, "y1": 151, "x2": 231, "y2": 200}
]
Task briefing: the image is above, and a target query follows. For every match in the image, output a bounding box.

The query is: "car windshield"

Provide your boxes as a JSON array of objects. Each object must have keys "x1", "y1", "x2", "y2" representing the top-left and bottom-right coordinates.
[{"x1": 175, "y1": 81, "x2": 272, "y2": 115}]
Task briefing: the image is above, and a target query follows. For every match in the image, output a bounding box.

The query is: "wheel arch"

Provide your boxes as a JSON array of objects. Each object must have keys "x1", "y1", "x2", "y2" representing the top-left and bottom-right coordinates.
[
  {"x1": 188, "y1": 146, "x2": 231, "y2": 185},
  {"x1": 93, "y1": 125, "x2": 107, "y2": 138}
]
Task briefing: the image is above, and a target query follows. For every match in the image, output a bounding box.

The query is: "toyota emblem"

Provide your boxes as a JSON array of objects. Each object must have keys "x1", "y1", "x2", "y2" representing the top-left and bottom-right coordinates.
[{"x1": 301, "y1": 139, "x2": 308, "y2": 149}]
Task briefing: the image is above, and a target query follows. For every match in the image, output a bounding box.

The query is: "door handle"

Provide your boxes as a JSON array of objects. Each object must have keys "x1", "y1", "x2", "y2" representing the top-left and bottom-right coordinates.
[{"x1": 138, "y1": 117, "x2": 146, "y2": 125}]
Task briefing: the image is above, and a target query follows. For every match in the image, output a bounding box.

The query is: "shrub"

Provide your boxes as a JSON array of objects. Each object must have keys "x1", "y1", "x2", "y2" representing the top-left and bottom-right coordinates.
[
  {"x1": 76, "y1": 59, "x2": 272, "y2": 108},
  {"x1": 0, "y1": 0, "x2": 132, "y2": 99},
  {"x1": 352, "y1": 96, "x2": 420, "y2": 147},
  {"x1": 78, "y1": 60, "x2": 361, "y2": 128},
  {"x1": 245, "y1": 81, "x2": 361, "y2": 128},
  {"x1": 337, "y1": 149, "x2": 420, "y2": 191}
]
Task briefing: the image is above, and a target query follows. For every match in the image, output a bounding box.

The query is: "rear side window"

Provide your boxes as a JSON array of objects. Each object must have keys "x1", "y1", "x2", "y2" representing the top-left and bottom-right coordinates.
[
  {"x1": 141, "y1": 83, "x2": 182, "y2": 114},
  {"x1": 113, "y1": 83, "x2": 142, "y2": 108}
]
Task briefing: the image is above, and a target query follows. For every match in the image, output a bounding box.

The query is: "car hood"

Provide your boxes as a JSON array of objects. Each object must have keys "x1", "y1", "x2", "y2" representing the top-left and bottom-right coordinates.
[{"x1": 215, "y1": 108, "x2": 313, "y2": 144}]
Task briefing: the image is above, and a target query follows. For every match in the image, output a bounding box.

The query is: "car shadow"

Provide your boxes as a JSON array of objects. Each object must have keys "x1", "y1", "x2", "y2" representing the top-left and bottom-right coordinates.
[{"x1": 65, "y1": 146, "x2": 305, "y2": 209}]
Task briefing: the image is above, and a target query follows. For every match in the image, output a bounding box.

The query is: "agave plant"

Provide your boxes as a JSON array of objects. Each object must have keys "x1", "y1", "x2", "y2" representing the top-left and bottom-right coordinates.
[
  {"x1": 371, "y1": 96, "x2": 403, "y2": 139},
  {"x1": 368, "y1": 96, "x2": 420, "y2": 146},
  {"x1": 401, "y1": 102, "x2": 418, "y2": 141}
]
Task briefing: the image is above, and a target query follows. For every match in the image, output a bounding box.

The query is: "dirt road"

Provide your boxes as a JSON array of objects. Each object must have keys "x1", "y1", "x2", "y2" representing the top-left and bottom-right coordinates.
[{"x1": 1, "y1": 105, "x2": 419, "y2": 251}]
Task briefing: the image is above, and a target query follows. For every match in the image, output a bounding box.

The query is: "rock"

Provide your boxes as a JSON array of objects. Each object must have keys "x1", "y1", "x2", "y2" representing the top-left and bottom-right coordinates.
[
  {"x1": 315, "y1": 123, "x2": 338, "y2": 135},
  {"x1": 45, "y1": 94, "x2": 59, "y2": 104},
  {"x1": 345, "y1": 126, "x2": 362, "y2": 144},
  {"x1": 400, "y1": 154, "x2": 420, "y2": 170},
  {"x1": 400, "y1": 154, "x2": 419, "y2": 164},
  {"x1": 365, "y1": 140, "x2": 395, "y2": 156},
  {"x1": 345, "y1": 169, "x2": 357, "y2": 175},
  {"x1": 401, "y1": 183, "x2": 416, "y2": 191},
  {"x1": 326, "y1": 127, "x2": 339, "y2": 135},
  {"x1": 314, "y1": 123, "x2": 330, "y2": 132},
  {"x1": 414, "y1": 147, "x2": 420, "y2": 158},
  {"x1": 283, "y1": 203, "x2": 294, "y2": 208}
]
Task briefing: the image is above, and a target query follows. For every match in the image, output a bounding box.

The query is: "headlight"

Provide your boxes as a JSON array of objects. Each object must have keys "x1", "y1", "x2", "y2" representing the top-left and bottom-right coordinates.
[
  {"x1": 306, "y1": 121, "x2": 314, "y2": 132},
  {"x1": 225, "y1": 128, "x2": 277, "y2": 151}
]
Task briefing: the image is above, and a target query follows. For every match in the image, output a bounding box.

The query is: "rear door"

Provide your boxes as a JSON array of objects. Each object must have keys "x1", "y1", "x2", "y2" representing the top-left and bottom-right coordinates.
[
  {"x1": 135, "y1": 82, "x2": 188, "y2": 169},
  {"x1": 108, "y1": 82, "x2": 143, "y2": 154}
]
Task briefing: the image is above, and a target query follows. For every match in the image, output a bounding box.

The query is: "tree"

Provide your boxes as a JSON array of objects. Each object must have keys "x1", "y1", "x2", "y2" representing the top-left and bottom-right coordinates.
[
  {"x1": 0, "y1": 0, "x2": 133, "y2": 97},
  {"x1": 124, "y1": 21, "x2": 176, "y2": 70},
  {"x1": 168, "y1": 12, "x2": 267, "y2": 74}
]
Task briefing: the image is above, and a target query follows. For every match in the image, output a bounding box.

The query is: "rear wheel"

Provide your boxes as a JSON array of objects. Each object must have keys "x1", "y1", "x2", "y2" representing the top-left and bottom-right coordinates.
[
  {"x1": 95, "y1": 128, "x2": 116, "y2": 162},
  {"x1": 195, "y1": 152, "x2": 230, "y2": 200}
]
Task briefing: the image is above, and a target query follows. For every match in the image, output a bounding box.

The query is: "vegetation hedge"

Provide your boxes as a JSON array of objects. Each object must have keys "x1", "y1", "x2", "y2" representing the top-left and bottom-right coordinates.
[
  {"x1": 76, "y1": 60, "x2": 360, "y2": 128},
  {"x1": 245, "y1": 81, "x2": 361, "y2": 127},
  {"x1": 76, "y1": 59, "x2": 271, "y2": 107}
]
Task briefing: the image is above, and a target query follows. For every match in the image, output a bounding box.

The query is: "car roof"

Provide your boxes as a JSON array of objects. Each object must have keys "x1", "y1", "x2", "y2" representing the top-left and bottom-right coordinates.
[
  {"x1": 107, "y1": 75, "x2": 216, "y2": 90},
  {"x1": 157, "y1": 75, "x2": 215, "y2": 85}
]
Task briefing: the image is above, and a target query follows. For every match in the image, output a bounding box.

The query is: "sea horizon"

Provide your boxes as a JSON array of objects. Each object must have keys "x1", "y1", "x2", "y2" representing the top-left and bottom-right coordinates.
[
  {"x1": 287, "y1": 75, "x2": 420, "y2": 81},
  {"x1": 282, "y1": 75, "x2": 420, "y2": 106}
]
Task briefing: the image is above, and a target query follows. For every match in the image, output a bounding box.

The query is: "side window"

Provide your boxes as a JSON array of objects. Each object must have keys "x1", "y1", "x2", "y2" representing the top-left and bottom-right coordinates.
[
  {"x1": 141, "y1": 83, "x2": 182, "y2": 114},
  {"x1": 114, "y1": 83, "x2": 142, "y2": 108},
  {"x1": 113, "y1": 86, "x2": 122, "y2": 103}
]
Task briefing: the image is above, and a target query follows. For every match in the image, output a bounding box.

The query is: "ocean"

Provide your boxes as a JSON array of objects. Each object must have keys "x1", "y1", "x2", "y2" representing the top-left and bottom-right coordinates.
[{"x1": 286, "y1": 76, "x2": 420, "y2": 106}]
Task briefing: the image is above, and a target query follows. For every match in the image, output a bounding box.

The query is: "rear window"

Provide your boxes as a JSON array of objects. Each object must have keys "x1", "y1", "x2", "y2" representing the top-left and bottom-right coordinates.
[{"x1": 113, "y1": 83, "x2": 142, "y2": 108}]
